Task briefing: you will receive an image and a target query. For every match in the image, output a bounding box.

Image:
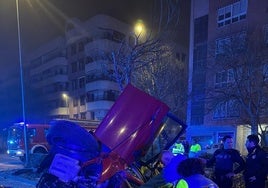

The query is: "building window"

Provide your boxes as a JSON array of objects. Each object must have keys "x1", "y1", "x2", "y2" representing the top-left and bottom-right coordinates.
[
  {"x1": 80, "y1": 112, "x2": 86, "y2": 119},
  {"x1": 213, "y1": 100, "x2": 240, "y2": 119},
  {"x1": 217, "y1": 0, "x2": 248, "y2": 27},
  {"x1": 90, "y1": 111, "x2": 95, "y2": 120},
  {"x1": 78, "y1": 42, "x2": 84, "y2": 52},
  {"x1": 71, "y1": 61, "x2": 78, "y2": 73},
  {"x1": 73, "y1": 98, "x2": 78, "y2": 107},
  {"x1": 80, "y1": 95, "x2": 85, "y2": 105},
  {"x1": 86, "y1": 56, "x2": 94, "y2": 64},
  {"x1": 214, "y1": 102, "x2": 226, "y2": 119},
  {"x1": 79, "y1": 77, "x2": 85, "y2": 89},
  {"x1": 71, "y1": 79, "x2": 78, "y2": 91},
  {"x1": 218, "y1": 132, "x2": 234, "y2": 142},
  {"x1": 86, "y1": 90, "x2": 119, "y2": 102},
  {"x1": 95, "y1": 110, "x2": 108, "y2": 120},
  {"x1": 78, "y1": 59, "x2": 85, "y2": 71},
  {"x1": 215, "y1": 37, "x2": 231, "y2": 55},
  {"x1": 215, "y1": 69, "x2": 234, "y2": 88},
  {"x1": 216, "y1": 32, "x2": 246, "y2": 55},
  {"x1": 70, "y1": 44, "x2": 76, "y2": 55}
]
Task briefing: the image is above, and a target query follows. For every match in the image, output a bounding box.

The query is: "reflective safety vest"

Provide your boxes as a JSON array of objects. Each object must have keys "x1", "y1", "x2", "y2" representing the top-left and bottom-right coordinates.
[
  {"x1": 175, "y1": 179, "x2": 218, "y2": 188},
  {"x1": 172, "y1": 143, "x2": 185, "y2": 155},
  {"x1": 190, "y1": 144, "x2": 201, "y2": 153},
  {"x1": 176, "y1": 179, "x2": 188, "y2": 188}
]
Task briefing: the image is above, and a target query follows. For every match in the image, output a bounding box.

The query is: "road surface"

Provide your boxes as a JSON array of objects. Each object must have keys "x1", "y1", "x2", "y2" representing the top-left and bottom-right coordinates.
[{"x1": 0, "y1": 154, "x2": 37, "y2": 188}]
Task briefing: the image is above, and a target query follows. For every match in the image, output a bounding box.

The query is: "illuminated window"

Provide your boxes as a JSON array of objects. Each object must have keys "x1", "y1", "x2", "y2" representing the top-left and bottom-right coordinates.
[
  {"x1": 232, "y1": 2, "x2": 240, "y2": 23},
  {"x1": 217, "y1": 0, "x2": 248, "y2": 27}
]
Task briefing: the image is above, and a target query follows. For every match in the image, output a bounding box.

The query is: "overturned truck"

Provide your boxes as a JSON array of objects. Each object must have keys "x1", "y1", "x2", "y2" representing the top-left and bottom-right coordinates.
[{"x1": 37, "y1": 84, "x2": 187, "y2": 188}]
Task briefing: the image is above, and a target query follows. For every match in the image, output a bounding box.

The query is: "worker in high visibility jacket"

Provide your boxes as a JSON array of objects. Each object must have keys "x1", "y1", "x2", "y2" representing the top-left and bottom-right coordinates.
[
  {"x1": 172, "y1": 141, "x2": 185, "y2": 156},
  {"x1": 189, "y1": 139, "x2": 201, "y2": 158},
  {"x1": 175, "y1": 158, "x2": 218, "y2": 188}
]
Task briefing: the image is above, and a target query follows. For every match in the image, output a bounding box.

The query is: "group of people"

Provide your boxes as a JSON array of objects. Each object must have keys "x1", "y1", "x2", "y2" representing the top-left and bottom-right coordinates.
[
  {"x1": 172, "y1": 139, "x2": 202, "y2": 158},
  {"x1": 140, "y1": 134, "x2": 268, "y2": 188}
]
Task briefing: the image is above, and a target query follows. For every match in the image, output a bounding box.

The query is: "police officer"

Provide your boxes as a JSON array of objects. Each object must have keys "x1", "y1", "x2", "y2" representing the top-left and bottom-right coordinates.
[
  {"x1": 243, "y1": 134, "x2": 268, "y2": 188},
  {"x1": 206, "y1": 135, "x2": 245, "y2": 188}
]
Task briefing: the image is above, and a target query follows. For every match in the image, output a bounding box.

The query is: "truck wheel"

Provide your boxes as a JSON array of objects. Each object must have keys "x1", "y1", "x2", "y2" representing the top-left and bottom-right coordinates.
[{"x1": 34, "y1": 147, "x2": 48, "y2": 154}]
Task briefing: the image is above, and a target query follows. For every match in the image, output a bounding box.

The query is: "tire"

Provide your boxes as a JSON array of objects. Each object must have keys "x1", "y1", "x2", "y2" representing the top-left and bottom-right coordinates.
[{"x1": 33, "y1": 147, "x2": 47, "y2": 154}]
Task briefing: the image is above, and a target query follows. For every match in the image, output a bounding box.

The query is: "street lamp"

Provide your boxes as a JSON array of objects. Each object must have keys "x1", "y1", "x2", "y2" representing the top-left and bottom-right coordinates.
[
  {"x1": 134, "y1": 19, "x2": 146, "y2": 42},
  {"x1": 62, "y1": 93, "x2": 69, "y2": 118},
  {"x1": 15, "y1": 0, "x2": 29, "y2": 167}
]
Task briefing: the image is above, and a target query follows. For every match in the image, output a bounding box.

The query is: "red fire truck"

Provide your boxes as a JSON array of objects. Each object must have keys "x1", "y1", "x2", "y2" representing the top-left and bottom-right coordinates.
[
  {"x1": 7, "y1": 123, "x2": 50, "y2": 160},
  {"x1": 6, "y1": 120, "x2": 99, "y2": 160}
]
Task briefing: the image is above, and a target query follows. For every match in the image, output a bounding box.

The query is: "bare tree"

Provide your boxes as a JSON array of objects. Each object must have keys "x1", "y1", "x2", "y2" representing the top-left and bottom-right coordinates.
[
  {"x1": 206, "y1": 28, "x2": 268, "y2": 145},
  {"x1": 104, "y1": 31, "x2": 188, "y2": 119},
  {"x1": 132, "y1": 42, "x2": 187, "y2": 117},
  {"x1": 152, "y1": 0, "x2": 182, "y2": 32},
  {"x1": 109, "y1": 36, "x2": 164, "y2": 91},
  {"x1": 100, "y1": 0, "x2": 189, "y2": 117}
]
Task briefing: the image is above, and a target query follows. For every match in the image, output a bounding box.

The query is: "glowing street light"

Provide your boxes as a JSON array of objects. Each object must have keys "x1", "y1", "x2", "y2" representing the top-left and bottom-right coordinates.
[
  {"x1": 134, "y1": 20, "x2": 144, "y2": 34},
  {"x1": 62, "y1": 93, "x2": 69, "y2": 117},
  {"x1": 134, "y1": 19, "x2": 146, "y2": 42}
]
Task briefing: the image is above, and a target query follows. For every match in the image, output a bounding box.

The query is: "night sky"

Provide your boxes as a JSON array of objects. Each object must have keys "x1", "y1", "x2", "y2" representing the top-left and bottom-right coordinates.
[{"x1": 0, "y1": 0, "x2": 154, "y2": 72}]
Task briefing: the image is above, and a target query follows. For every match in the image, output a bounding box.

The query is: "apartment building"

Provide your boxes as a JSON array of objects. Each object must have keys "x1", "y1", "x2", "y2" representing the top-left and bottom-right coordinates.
[
  {"x1": 65, "y1": 15, "x2": 130, "y2": 120},
  {"x1": 27, "y1": 15, "x2": 132, "y2": 121},
  {"x1": 187, "y1": 0, "x2": 268, "y2": 153},
  {"x1": 27, "y1": 36, "x2": 68, "y2": 120}
]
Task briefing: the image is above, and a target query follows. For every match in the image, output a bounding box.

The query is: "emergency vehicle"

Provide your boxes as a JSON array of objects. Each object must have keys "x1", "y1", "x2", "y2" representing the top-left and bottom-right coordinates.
[
  {"x1": 6, "y1": 119, "x2": 99, "y2": 160},
  {"x1": 7, "y1": 122, "x2": 50, "y2": 159}
]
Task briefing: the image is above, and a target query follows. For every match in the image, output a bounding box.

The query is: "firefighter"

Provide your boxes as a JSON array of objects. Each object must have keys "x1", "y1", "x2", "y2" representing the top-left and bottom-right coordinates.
[{"x1": 243, "y1": 134, "x2": 268, "y2": 188}]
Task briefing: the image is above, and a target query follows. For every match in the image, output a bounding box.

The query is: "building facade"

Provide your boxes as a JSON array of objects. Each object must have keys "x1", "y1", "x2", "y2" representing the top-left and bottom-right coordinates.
[
  {"x1": 187, "y1": 0, "x2": 268, "y2": 153},
  {"x1": 28, "y1": 15, "x2": 131, "y2": 121},
  {"x1": 27, "y1": 36, "x2": 68, "y2": 121}
]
